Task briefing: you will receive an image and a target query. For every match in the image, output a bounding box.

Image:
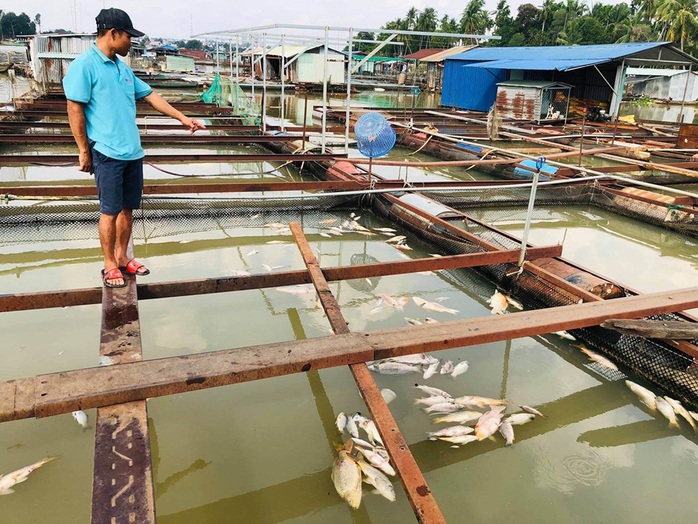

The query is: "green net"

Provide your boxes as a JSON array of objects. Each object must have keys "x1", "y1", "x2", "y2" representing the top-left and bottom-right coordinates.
[{"x1": 200, "y1": 73, "x2": 261, "y2": 126}]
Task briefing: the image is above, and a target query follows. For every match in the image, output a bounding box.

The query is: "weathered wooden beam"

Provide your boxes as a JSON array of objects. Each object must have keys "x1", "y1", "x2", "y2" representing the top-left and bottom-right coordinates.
[
  {"x1": 601, "y1": 319, "x2": 698, "y2": 340},
  {"x1": 1, "y1": 286, "x2": 695, "y2": 424},
  {"x1": 0, "y1": 245, "x2": 563, "y2": 312},
  {"x1": 290, "y1": 222, "x2": 446, "y2": 523},
  {"x1": 92, "y1": 275, "x2": 155, "y2": 524}
]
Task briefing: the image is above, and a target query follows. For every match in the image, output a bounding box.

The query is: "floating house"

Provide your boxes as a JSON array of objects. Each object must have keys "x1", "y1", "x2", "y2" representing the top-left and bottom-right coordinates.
[
  {"x1": 0, "y1": 44, "x2": 29, "y2": 72},
  {"x1": 441, "y1": 42, "x2": 698, "y2": 119},
  {"x1": 625, "y1": 67, "x2": 698, "y2": 101},
  {"x1": 265, "y1": 44, "x2": 345, "y2": 84},
  {"x1": 416, "y1": 45, "x2": 474, "y2": 92},
  {"x1": 28, "y1": 34, "x2": 98, "y2": 87}
]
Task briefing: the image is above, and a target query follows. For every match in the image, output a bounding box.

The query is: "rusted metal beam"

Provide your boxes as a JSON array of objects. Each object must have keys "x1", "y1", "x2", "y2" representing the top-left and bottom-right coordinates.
[
  {"x1": 291, "y1": 222, "x2": 445, "y2": 523},
  {"x1": 0, "y1": 246, "x2": 563, "y2": 312},
  {"x1": 0, "y1": 178, "x2": 552, "y2": 198},
  {"x1": 1, "y1": 286, "x2": 694, "y2": 421},
  {"x1": 92, "y1": 276, "x2": 155, "y2": 524},
  {"x1": 0, "y1": 134, "x2": 303, "y2": 144},
  {"x1": 0, "y1": 153, "x2": 347, "y2": 165},
  {"x1": 0, "y1": 121, "x2": 260, "y2": 132}
]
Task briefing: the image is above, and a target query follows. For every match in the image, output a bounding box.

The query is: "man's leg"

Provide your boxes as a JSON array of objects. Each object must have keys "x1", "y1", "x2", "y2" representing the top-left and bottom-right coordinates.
[
  {"x1": 98, "y1": 212, "x2": 124, "y2": 287},
  {"x1": 115, "y1": 208, "x2": 134, "y2": 269}
]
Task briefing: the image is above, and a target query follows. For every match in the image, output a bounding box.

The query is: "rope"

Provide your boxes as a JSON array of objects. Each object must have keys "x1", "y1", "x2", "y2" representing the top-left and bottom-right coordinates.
[{"x1": 145, "y1": 160, "x2": 296, "y2": 178}]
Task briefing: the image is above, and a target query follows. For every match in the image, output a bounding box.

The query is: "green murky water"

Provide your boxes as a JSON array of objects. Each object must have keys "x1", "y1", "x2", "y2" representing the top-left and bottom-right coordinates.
[{"x1": 2, "y1": 82, "x2": 698, "y2": 523}]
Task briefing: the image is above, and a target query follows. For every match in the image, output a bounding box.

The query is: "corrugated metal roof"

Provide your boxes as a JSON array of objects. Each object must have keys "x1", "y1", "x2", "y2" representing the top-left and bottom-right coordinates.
[
  {"x1": 401, "y1": 48, "x2": 446, "y2": 60},
  {"x1": 463, "y1": 58, "x2": 608, "y2": 71},
  {"x1": 419, "y1": 46, "x2": 475, "y2": 63},
  {"x1": 448, "y1": 42, "x2": 670, "y2": 62},
  {"x1": 626, "y1": 66, "x2": 687, "y2": 77},
  {"x1": 266, "y1": 44, "x2": 343, "y2": 58}
]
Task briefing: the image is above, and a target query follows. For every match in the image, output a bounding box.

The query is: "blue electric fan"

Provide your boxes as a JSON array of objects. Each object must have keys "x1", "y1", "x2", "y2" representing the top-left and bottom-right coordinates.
[{"x1": 354, "y1": 112, "x2": 396, "y2": 182}]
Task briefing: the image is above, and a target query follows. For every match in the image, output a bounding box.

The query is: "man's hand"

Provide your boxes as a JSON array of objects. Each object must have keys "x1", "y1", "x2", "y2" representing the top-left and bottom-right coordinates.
[
  {"x1": 78, "y1": 149, "x2": 92, "y2": 173},
  {"x1": 181, "y1": 117, "x2": 206, "y2": 134}
]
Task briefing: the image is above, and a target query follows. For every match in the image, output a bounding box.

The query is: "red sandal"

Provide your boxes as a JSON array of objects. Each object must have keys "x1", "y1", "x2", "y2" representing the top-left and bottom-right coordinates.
[
  {"x1": 120, "y1": 259, "x2": 150, "y2": 276},
  {"x1": 101, "y1": 268, "x2": 127, "y2": 288}
]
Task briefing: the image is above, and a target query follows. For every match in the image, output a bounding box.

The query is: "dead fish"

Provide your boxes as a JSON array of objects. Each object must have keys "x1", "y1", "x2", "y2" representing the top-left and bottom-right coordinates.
[
  {"x1": 625, "y1": 380, "x2": 657, "y2": 411},
  {"x1": 355, "y1": 447, "x2": 396, "y2": 476},
  {"x1": 422, "y1": 360, "x2": 440, "y2": 379},
  {"x1": 232, "y1": 269, "x2": 251, "y2": 276},
  {"x1": 578, "y1": 345, "x2": 619, "y2": 371},
  {"x1": 72, "y1": 410, "x2": 88, "y2": 429},
  {"x1": 266, "y1": 240, "x2": 286, "y2": 244},
  {"x1": 487, "y1": 290, "x2": 509, "y2": 315},
  {"x1": 655, "y1": 397, "x2": 680, "y2": 428},
  {"x1": 506, "y1": 296, "x2": 524, "y2": 310},
  {"x1": 520, "y1": 405, "x2": 545, "y2": 418},
  {"x1": 475, "y1": 406, "x2": 506, "y2": 440},
  {"x1": 404, "y1": 317, "x2": 423, "y2": 326},
  {"x1": 372, "y1": 227, "x2": 397, "y2": 233},
  {"x1": 264, "y1": 222, "x2": 287, "y2": 229},
  {"x1": 440, "y1": 361, "x2": 455, "y2": 375},
  {"x1": 319, "y1": 218, "x2": 338, "y2": 224},
  {"x1": 427, "y1": 425, "x2": 474, "y2": 440},
  {"x1": 388, "y1": 354, "x2": 436, "y2": 367},
  {"x1": 357, "y1": 460, "x2": 395, "y2": 502},
  {"x1": 369, "y1": 361, "x2": 421, "y2": 375},
  {"x1": 380, "y1": 388, "x2": 397, "y2": 404},
  {"x1": 358, "y1": 417, "x2": 384, "y2": 447},
  {"x1": 414, "y1": 384, "x2": 452, "y2": 398},
  {"x1": 331, "y1": 450, "x2": 362, "y2": 509},
  {"x1": 664, "y1": 396, "x2": 697, "y2": 431},
  {"x1": 274, "y1": 285, "x2": 316, "y2": 295},
  {"x1": 414, "y1": 395, "x2": 454, "y2": 406},
  {"x1": 506, "y1": 413, "x2": 536, "y2": 426},
  {"x1": 385, "y1": 235, "x2": 406, "y2": 244},
  {"x1": 436, "y1": 435, "x2": 478, "y2": 445},
  {"x1": 319, "y1": 232, "x2": 332, "y2": 238},
  {"x1": 336, "y1": 412, "x2": 347, "y2": 434},
  {"x1": 412, "y1": 297, "x2": 459, "y2": 315},
  {"x1": 499, "y1": 420, "x2": 515, "y2": 446},
  {"x1": 432, "y1": 410, "x2": 483, "y2": 425},
  {"x1": 0, "y1": 457, "x2": 57, "y2": 495},
  {"x1": 246, "y1": 249, "x2": 259, "y2": 256},
  {"x1": 351, "y1": 437, "x2": 374, "y2": 449},
  {"x1": 424, "y1": 403, "x2": 462, "y2": 414},
  {"x1": 345, "y1": 415, "x2": 360, "y2": 438},
  {"x1": 553, "y1": 330, "x2": 576, "y2": 341},
  {"x1": 424, "y1": 317, "x2": 439, "y2": 324},
  {"x1": 451, "y1": 361, "x2": 469, "y2": 378},
  {"x1": 381, "y1": 294, "x2": 404, "y2": 310},
  {"x1": 454, "y1": 395, "x2": 511, "y2": 408},
  {"x1": 393, "y1": 243, "x2": 412, "y2": 251}
]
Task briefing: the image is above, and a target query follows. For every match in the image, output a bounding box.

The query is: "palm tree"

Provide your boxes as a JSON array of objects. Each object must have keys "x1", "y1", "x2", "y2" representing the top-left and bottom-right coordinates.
[
  {"x1": 34, "y1": 13, "x2": 41, "y2": 34},
  {"x1": 656, "y1": 0, "x2": 698, "y2": 51},
  {"x1": 405, "y1": 7, "x2": 418, "y2": 31},
  {"x1": 459, "y1": 0, "x2": 493, "y2": 36}
]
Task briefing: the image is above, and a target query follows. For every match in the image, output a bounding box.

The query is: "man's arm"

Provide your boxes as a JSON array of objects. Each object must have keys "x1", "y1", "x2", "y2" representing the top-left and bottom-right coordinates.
[
  {"x1": 142, "y1": 92, "x2": 206, "y2": 133},
  {"x1": 66, "y1": 100, "x2": 92, "y2": 173}
]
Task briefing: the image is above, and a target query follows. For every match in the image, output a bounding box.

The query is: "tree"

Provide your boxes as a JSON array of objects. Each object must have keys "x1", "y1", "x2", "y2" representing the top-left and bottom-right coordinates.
[
  {"x1": 656, "y1": 0, "x2": 698, "y2": 51},
  {"x1": 1, "y1": 12, "x2": 37, "y2": 38},
  {"x1": 492, "y1": 0, "x2": 515, "y2": 45},
  {"x1": 459, "y1": 0, "x2": 493, "y2": 37},
  {"x1": 184, "y1": 39, "x2": 203, "y2": 50},
  {"x1": 34, "y1": 13, "x2": 41, "y2": 33}
]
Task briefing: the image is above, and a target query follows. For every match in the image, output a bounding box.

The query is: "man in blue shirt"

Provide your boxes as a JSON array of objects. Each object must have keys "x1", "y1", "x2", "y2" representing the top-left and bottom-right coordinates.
[{"x1": 63, "y1": 8, "x2": 205, "y2": 288}]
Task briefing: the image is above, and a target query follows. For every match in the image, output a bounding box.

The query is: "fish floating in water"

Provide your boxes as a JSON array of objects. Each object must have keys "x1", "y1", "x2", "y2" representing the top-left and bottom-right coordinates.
[
  {"x1": 487, "y1": 290, "x2": 509, "y2": 315},
  {"x1": 331, "y1": 450, "x2": 362, "y2": 509},
  {"x1": 625, "y1": 380, "x2": 657, "y2": 411},
  {"x1": 412, "y1": 297, "x2": 459, "y2": 315},
  {"x1": 0, "y1": 457, "x2": 57, "y2": 495},
  {"x1": 577, "y1": 345, "x2": 619, "y2": 371},
  {"x1": 72, "y1": 410, "x2": 88, "y2": 428}
]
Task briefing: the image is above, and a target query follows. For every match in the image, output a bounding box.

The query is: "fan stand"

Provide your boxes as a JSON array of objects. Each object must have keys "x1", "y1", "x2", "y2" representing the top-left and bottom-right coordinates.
[{"x1": 368, "y1": 157, "x2": 373, "y2": 185}]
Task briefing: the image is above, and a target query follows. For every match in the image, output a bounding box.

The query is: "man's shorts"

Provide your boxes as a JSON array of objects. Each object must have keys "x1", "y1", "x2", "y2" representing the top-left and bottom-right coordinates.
[{"x1": 91, "y1": 143, "x2": 144, "y2": 215}]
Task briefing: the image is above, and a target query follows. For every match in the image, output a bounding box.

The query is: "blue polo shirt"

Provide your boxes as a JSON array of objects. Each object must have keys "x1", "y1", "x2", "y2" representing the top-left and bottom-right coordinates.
[{"x1": 63, "y1": 44, "x2": 152, "y2": 161}]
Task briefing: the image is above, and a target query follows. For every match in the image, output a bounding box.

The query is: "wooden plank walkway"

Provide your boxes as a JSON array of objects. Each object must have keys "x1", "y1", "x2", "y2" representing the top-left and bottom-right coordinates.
[
  {"x1": 1, "y1": 286, "x2": 695, "y2": 424},
  {"x1": 91, "y1": 275, "x2": 155, "y2": 524},
  {"x1": 290, "y1": 222, "x2": 446, "y2": 523}
]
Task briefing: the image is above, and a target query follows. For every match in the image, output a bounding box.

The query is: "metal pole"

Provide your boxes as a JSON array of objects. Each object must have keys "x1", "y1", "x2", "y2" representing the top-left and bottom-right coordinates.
[
  {"x1": 215, "y1": 40, "x2": 220, "y2": 72},
  {"x1": 262, "y1": 33, "x2": 267, "y2": 133},
  {"x1": 578, "y1": 110, "x2": 586, "y2": 167},
  {"x1": 345, "y1": 29, "x2": 353, "y2": 154},
  {"x1": 517, "y1": 157, "x2": 544, "y2": 267},
  {"x1": 236, "y1": 35, "x2": 240, "y2": 83},
  {"x1": 321, "y1": 26, "x2": 329, "y2": 154},
  {"x1": 678, "y1": 64, "x2": 692, "y2": 124},
  {"x1": 281, "y1": 35, "x2": 286, "y2": 132},
  {"x1": 302, "y1": 91, "x2": 308, "y2": 151}
]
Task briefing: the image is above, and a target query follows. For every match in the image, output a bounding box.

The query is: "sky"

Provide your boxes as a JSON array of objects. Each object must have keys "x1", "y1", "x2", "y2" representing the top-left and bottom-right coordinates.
[{"x1": 4, "y1": 0, "x2": 555, "y2": 40}]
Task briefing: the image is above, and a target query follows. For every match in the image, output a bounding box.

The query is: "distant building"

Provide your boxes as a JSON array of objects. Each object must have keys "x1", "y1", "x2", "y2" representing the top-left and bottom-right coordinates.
[
  {"x1": 441, "y1": 42, "x2": 698, "y2": 120},
  {"x1": 625, "y1": 67, "x2": 698, "y2": 101},
  {"x1": 265, "y1": 44, "x2": 345, "y2": 84}
]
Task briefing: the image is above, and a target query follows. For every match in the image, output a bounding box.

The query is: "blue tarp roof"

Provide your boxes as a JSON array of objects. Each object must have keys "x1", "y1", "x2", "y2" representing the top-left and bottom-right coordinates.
[
  {"x1": 462, "y1": 58, "x2": 609, "y2": 71},
  {"x1": 447, "y1": 42, "x2": 670, "y2": 63}
]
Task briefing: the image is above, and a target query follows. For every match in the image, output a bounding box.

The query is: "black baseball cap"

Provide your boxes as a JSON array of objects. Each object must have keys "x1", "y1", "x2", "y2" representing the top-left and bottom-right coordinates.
[{"x1": 96, "y1": 8, "x2": 144, "y2": 38}]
